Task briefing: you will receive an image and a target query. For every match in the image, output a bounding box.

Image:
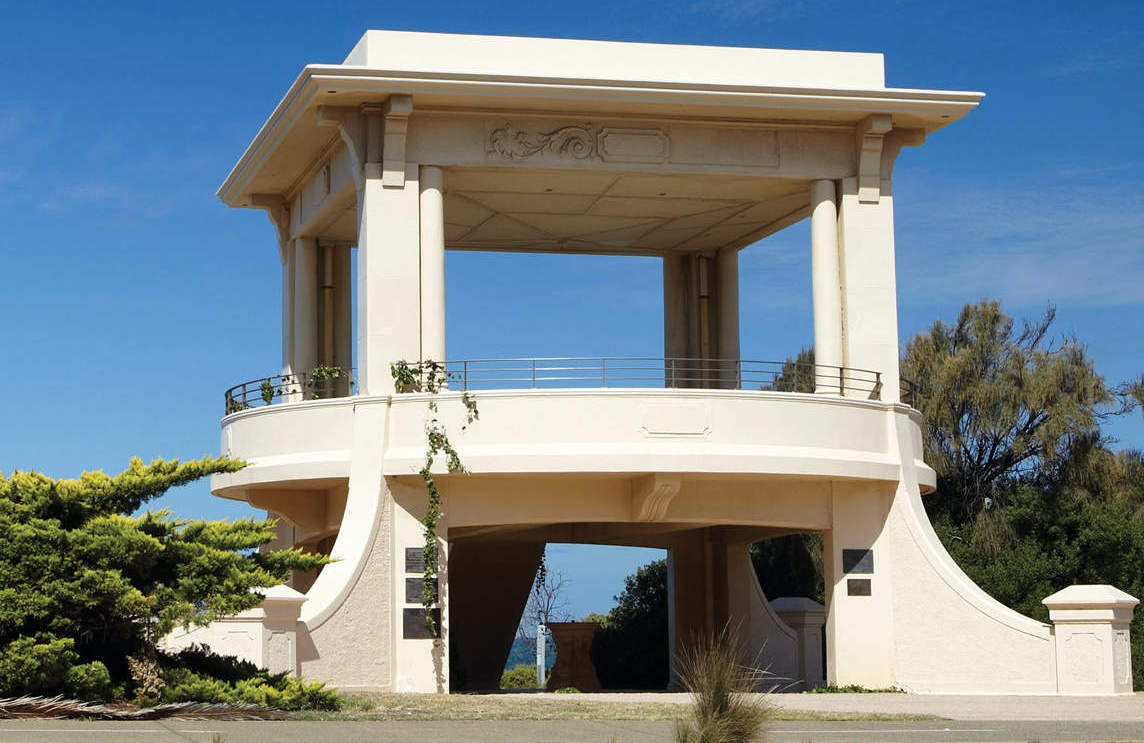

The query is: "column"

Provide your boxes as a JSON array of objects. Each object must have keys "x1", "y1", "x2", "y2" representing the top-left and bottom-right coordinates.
[
  {"x1": 419, "y1": 165, "x2": 447, "y2": 365},
  {"x1": 281, "y1": 251, "x2": 295, "y2": 377},
  {"x1": 836, "y1": 176, "x2": 901, "y2": 402},
  {"x1": 663, "y1": 254, "x2": 689, "y2": 387},
  {"x1": 810, "y1": 179, "x2": 843, "y2": 395},
  {"x1": 715, "y1": 248, "x2": 740, "y2": 388},
  {"x1": 292, "y1": 238, "x2": 318, "y2": 398},
  {"x1": 332, "y1": 245, "x2": 353, "y2": 394},
  {"x1": 356, "y1": 102, "x2": 421, "y2": 395}
]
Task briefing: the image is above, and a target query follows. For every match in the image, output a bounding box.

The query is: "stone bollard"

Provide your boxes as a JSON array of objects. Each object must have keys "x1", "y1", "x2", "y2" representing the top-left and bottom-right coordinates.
[
  {"x1": 259, "y1": 584, "x2": 308, "y2": 675},
  {"x1": 771, "y1": 597, "x2": 826, "y2": 690},
  {"x1": 545, "y1": 622, "x2": 602, "y2": 692},
  {"x1": 1043, "y1": 585, "x2": 1138, "y2": 695},
  {"x1": 161, "y1": 585, "x2": 307, "y2": 676}
]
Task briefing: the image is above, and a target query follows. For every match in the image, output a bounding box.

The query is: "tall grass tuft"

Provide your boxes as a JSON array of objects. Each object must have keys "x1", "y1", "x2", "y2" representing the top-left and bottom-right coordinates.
[{"x1": 673, "y1": 624, "x2": 772, "y2": 743}]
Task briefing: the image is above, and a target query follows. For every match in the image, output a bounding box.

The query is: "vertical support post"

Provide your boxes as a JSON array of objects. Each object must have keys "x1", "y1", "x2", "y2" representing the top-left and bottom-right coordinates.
[
  {"x1": 356, "y1": 100, "x2": 421, "y2": 396},
  {"x1": 837, "y1": 176, "x2": 901, "y2": 402},
  {"x1": 320, "y1": 244, "x2": 335, "y2": 368},
  {"x1": 293, "y1": 238, "x2": 318, "y2": 400},
  {"x1": 420, "y1": 165, "x2": 447, "y2": 365},
  {"x1": 536, "y1": 624, "x2": 547, "y2": 687},
  {"x1": 811, "y1": 179, "x2": 843, "y2": 395},
  {"x1": 332, "y1": 245, "x2": 353, "y2": 395},
  {"x1": 663, "y1": 254, "x2": 689, "y2": 387},
  {"x1": 281, "y1": 249, "x2": 295, "y2": 380},
  {"x1": 715, "y1": 247, "x2": 740, "y2": 389}
]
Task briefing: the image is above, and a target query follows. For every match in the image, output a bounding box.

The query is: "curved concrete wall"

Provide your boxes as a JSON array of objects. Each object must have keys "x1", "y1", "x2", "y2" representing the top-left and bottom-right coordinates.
[{"x1": 207, "y1": 390, "x2": 1084, "y2": 695}]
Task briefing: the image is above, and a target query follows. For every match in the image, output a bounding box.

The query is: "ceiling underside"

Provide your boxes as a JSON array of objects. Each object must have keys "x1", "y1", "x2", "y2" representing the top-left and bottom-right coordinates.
[
  {"x1": 444, "y1": 168, "x2": 809, "y2": 255},
  {"x1": 316, "y1": 168, "x2": 812, "y2": 254}
]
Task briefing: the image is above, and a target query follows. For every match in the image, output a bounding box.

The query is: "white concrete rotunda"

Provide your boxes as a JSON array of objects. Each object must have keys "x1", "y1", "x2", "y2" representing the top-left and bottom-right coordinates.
[{"x1": 170, "y1": 31, "x2": 1137, "y2": 696}]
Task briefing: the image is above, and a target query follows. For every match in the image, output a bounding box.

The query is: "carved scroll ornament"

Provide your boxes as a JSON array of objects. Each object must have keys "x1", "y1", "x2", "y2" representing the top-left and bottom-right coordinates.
[{"x1": 488, "y1": 122, "x2": 596, "y2": 161}]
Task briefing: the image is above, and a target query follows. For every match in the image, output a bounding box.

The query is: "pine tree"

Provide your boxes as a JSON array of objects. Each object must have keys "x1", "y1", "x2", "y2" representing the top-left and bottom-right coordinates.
[{"x1": 0, "y1": 456, "x2": 327, "y2": 699}]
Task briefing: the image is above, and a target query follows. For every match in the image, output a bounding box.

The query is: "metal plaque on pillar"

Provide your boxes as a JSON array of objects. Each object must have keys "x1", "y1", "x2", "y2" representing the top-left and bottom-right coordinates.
[{"x1": 842, "y1": 549, "x2": 874, "y2": 574}]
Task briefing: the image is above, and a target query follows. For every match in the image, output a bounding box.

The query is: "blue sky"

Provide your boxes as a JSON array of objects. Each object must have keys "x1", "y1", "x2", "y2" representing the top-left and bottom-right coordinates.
[{"x1": 1, "y1": 1, "x2": 1141, "y2": 619}]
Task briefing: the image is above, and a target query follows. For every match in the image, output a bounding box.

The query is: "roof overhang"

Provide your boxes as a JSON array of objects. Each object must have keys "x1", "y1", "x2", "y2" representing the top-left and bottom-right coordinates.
[{"x1": 219, "y1": 31, "x2": 984, "y2": 207}]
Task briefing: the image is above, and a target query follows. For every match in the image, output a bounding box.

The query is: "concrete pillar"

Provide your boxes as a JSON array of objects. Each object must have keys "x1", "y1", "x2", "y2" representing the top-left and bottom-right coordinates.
[
  {"x1": 419, "y1": 165, "x2": 447, "y2": 364},
  {"x1": 663, "y1": 254, "x2": 689, "y2": 387},
  {"x1": 292, "y1": 238, "x2": 318, "y2": 398},
  {"x1": 715, "y1": 248, "x2": 740, "y2": 388},
  {"x1": 357, "y1": 161, "x2": 421, "y2": 395},
  {"x1": 772, "y1": 597, "x2": 826, "y2": 690},
  {"x1": 836, "y1": 176, "x2": 900, "y2": 402},
  {"x1": 447, "y1": 540, "x2": 544, "y2": 690},
  {"x1": 281, "y1": 252, "x2": 295, "y2": 378},
  {"x1": 1043, "y1": 585, "x2": 1139, "y2": 695},
  {"x1": 668, "y1": 529, "x2": 722, "y2": 684},
  {"x1": 332, "y1": 244, "x2": 353, "y2": 394},
  {"x1": 810, "y1": 179, "x2": 843, "y2": 394},
  {"x1": 823, "y1": 482, "x2": 895, "y2": 688}
]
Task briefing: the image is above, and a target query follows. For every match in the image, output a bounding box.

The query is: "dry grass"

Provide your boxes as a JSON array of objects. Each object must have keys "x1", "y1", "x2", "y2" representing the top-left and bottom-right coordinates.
[
  {"x1": 290, "y1": 693, "x2": 940, "y2": 722},
  {"x1": 673, "y1": 625, "x2": 772, "y2": 742}
]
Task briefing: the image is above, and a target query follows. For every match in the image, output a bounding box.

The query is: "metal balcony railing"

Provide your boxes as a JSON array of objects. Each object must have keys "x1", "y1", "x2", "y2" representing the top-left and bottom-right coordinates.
[
  {"x1": 224, "y1": 359, "x2": 917, "y2": 415},
  {"x1": 224, "y1": 368, "x2": 356, "y2": 414}
]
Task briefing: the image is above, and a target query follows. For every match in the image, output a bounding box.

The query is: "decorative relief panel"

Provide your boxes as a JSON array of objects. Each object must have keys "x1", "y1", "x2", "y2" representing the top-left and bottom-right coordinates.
[
  {"x1": 486, "y1": 121, "x2": 783, "y2": 170},
  {"x1": 1065, "y1": 632, "x2": 1103, "y2": 683},
  {"x1": 1114, "y1": 630, "x2": 1131, "y2": 685},
  {"x1": 487, "y1": 122, "x2": 670, "y2": 164},
  {"x1": 488, "y1": 122, "x2": 596, "y2": 160},
  {"x1": 266, "y1": 631, "x2": 292, "y2": 675}
]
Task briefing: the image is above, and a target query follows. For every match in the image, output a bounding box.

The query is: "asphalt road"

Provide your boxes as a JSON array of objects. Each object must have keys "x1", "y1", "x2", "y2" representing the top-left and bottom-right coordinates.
[{"x1": 1, "y1": 719, "x2": 1142, "y2": 742}]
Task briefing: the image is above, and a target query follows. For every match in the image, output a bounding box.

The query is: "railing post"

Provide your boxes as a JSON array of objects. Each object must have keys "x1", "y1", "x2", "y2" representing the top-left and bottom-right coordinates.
[
  {"x1": 839, "y1": 366, "x2": 845, "y2": 397},
  {"x1": 737, "y1": 360, "x2": 743, "y2": 390},
  {"x1": 874, "y1": 372, "x2": 882, "y2": 401},
  {"x1": 601, "y1": 358, "x2": 607, "y2": 387},
  {"x1": 463, "y1": 361, "x2": 469, "y2": 391},
  {"x1": 531, "y1": 359, "x2": 536, "y2": 388}
]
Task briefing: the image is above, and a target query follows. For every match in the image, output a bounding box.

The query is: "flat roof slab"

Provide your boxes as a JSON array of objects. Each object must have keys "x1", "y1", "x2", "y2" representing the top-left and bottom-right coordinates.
[{"x1": 344, "y1": 30, "x2": 886, "y2": 90}]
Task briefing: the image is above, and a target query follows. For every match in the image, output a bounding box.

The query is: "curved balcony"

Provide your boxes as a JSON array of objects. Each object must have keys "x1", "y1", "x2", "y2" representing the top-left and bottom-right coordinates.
[
  {"x1": 223, "y1": 358, "x2": 915, "y2": 414},
  {"x1": 215, "y1": 358, "x2": 931, "y2": 498}
]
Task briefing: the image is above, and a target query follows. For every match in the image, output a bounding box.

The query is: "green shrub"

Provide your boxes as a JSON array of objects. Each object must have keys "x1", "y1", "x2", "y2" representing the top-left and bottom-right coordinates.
[
  {"x1": 233, "y1": 676, "x2": 340, "y2": 711},
  {"x1": 65, "y1": 661, "x2": 112, "y2": 700},
  {"x1": 500, "y1": 663, "x2": 539, "y2": 689},
  {"x1": 553, "y1": 686, "x2": 580, "y2": 694},
  {"x1": 157, "y1": 647, "x2": 340, "y2": 710}
]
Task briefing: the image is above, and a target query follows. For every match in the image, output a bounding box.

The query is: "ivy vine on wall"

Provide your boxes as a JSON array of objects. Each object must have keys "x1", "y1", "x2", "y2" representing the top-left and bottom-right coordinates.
[{"x1": 391, "y1": 360, "x2": 479, "y2": 638}]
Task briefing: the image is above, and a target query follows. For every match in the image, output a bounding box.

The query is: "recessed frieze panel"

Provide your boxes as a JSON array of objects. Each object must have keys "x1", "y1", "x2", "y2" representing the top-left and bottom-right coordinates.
[
  {"x1": 669, "y1": 127, "x2": 779, "y2": 168},
  {"x1": 597, "y1": 127, "x2": 669, "y2": 164}
]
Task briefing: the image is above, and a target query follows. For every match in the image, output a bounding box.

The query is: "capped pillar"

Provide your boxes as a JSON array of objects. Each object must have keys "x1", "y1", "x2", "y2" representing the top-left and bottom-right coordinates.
[
  {"x1": 771, "y1": 597, "x2": 826, "y2": 690},
  {"x1": 1044, "y1": 585, "x2": 1138, "y2": 695}
]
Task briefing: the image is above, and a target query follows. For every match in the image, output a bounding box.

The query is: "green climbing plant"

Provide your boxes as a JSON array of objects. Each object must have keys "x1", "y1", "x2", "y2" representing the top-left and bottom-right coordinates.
[
  {"x1": 390, "y1": 359, "x2": 478, "y2": 637},
  {"x1": 306, "y1": 364, "x2": 345, "y2": 399}
]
